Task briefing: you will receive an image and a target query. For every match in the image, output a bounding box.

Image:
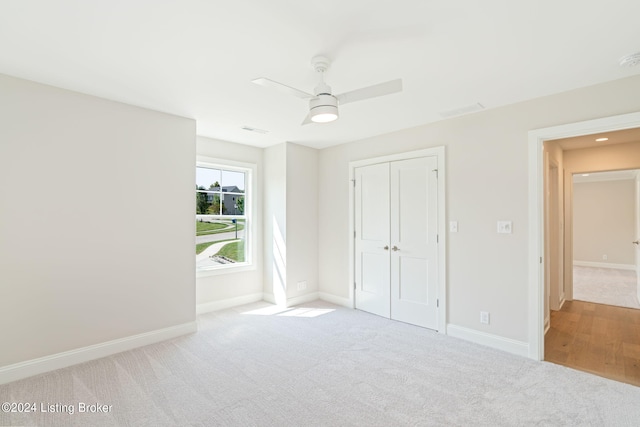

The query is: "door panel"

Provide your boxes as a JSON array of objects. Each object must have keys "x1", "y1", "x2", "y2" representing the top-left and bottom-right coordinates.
[
  {"x1": 390, "y1": 156, "x2": 438, "y2": 329},
  {"x1": 354, "y1": 163, "x2": 390, "y2": 318},
  {"x1": 398, "y1": 256, "x2": 429, "y2": 303}
]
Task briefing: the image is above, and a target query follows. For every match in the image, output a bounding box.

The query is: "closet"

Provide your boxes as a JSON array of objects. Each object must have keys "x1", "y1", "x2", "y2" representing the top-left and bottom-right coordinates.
[{"x1": 354, "y1": 155, "x2": 439, "y2": 329}]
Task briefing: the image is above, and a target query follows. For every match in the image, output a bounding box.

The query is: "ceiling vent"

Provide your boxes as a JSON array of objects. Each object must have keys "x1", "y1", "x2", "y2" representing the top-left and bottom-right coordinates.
[
  {"x1": 619, "y1": 52, "x2": 640, "y2": 67},
  {"x1": 439, "y1": 103, "x2": 485, "y2": 119},
  {"x1": 241, "y1": 126, "x2": 268, "y2": 134}
]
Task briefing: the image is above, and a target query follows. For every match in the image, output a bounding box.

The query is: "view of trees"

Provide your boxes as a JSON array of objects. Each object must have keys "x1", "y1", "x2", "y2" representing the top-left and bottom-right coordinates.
[{"x1": 196, "y1": 185, "x2": 244, "y2": 215}]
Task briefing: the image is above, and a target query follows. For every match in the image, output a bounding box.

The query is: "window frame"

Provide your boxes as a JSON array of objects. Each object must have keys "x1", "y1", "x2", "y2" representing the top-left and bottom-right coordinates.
[{"x1": 195, "y1": 156, "x2": 256, "y2": 277}]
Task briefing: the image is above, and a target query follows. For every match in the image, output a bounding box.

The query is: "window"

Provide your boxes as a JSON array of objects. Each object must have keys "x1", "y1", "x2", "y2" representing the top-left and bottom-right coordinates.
[{"x1": 196, "y1": 160, "x2": 252, "y2": 273}]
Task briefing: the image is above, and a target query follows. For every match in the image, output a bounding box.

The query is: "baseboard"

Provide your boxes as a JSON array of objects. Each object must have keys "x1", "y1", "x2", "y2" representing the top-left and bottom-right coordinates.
[
  {"x1": 446, "y1": 324, "x2": 529, "y2": 358},
  {"x1": 286, "y1": 292, "x2": 319, "y2": 307},
  {"x1": 318, "y1": 292, "x2": 352, "y2": 308},
  {"x1": 573, "y1": 261, "x2": 636, "y2": 271},
  {"x1": 196, "y1": 293, "x2": 263, "y2": 314},
  {"x1": 261, "y1": 292, "x2": 322, "y2": 308},
  {"x1": 0, "y1": 321, "x2": 197, "y2": 386},
  {"x1": 558, "y1": 297, "x2": 566, "y2": 310}
]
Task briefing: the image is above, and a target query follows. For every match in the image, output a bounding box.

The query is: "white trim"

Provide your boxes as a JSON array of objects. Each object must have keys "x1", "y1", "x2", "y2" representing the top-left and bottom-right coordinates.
[
  {"x1": 262, "y1": 292, "x2": 320, "y2": 308},
  {"x1": 195, "y1": 156, "x2": 257, "y2": 277},
  {"x1": 558, "y1": 298, "x2": 566, "y2": 310},
  {"x1": 286, "y1": 292, "x2": 320, "y2": 307},
  {"x1": 318, "y1": 292, "x2": 352, "y2": 308},
  {"x1": 0, "y1": 322, "x2": 197, "y2": 385},
  {"x1": 573, "y1": 261, "x2": 636, "y2": 271},
  {"x1": 528, "y1": 111, "x2": 640, "y2": 361},
  {"x1": 196, "y1": 293, "x2": 263, "y2": 314},
  {"x1": 348, "y1": 147, "x2": 447, "y2": 332},
  {"x1": 263, "y1": 293, "x2": 276, "y2": 305},
  {"x1": 447, "y1": 324, "x2": 529, "y2": 358}
]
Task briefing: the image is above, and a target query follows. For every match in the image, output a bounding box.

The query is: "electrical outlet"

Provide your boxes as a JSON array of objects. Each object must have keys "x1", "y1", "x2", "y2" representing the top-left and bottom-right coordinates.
[
  {"x1": 480, "y1": 311, "x2": 490, "y2": 325},
  {"x1": 449, "y1": 221, "x2": 458, "y2": 232},
  {"x1": 297, "y1": 281, "x2": 307, "y2": 291},
  {"x1": 497, "y1": 221, "x2": 512, "y2": 234},
  {"x1": 602, "y1": 254, "x2": 608, "y2": 261}
]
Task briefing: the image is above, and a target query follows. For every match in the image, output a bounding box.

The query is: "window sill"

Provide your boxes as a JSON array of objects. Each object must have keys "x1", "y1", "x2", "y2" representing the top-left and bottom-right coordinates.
[{"x1": 196, "y1": 262, "x2": 256, "y2": 278}]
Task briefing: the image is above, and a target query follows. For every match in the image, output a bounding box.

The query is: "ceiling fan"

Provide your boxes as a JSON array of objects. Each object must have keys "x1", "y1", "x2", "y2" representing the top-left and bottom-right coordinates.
[{"x1": 252, "y1": 56, "x2": 402, "y2": 125}]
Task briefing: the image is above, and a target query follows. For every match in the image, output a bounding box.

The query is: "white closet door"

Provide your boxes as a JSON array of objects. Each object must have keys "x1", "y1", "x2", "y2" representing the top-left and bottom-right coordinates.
[
  {"x1": 354, "y1": 163, "x2": 390, "y2": 318},
  {"x1": 390, "y1": 156, "x2": 439, "y2": 329}
]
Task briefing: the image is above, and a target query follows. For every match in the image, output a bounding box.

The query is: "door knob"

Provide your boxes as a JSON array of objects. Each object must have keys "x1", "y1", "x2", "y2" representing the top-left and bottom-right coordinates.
[
  {"x1": 392, "y1": 246, "x2": 399, "y2": 251},
  {"x1": 383, "y1": 245, "x2": 389, "y2": 250},
  {"x1": 633, "y1": 240, "x2": 639, "y2": 245}
]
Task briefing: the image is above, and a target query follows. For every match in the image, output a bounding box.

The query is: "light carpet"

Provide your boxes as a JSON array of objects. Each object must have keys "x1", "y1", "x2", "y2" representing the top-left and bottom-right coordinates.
[
  {"x1": 2, "y1": 300, "x2": 640, "y2": 426},
  {"x1": 573, "y1": 266, "x2": 640, "y2": 309}
]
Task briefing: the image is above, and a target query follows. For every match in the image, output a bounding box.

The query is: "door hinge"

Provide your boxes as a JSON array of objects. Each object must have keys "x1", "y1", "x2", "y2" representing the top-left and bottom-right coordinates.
[
  {"x1": 540, "y1": 257, "x2": 542, "y2": 264},
  {"x1": 437, "y1": 299, "x2": 439, "y2": 308},
  {"x1": 352, "y1": 179, "x2": 356, "y2": 187},
  {"x1": 354, "y1": 231, "x2": 356, "y2": 238},
  {"x1": 433, "y1": 169, "x2": 438, "y2": 179},
  {"x1": 354, "y1": 281, "x2": 357, "y2": 290},
  {"x1": 437, "y1": 234, "x2": 439, "y2": 243}
]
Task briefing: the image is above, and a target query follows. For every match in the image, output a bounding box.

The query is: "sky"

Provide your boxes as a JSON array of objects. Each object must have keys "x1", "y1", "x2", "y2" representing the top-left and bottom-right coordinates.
[{"x1": 196, "y1": 167, "x2": 245, "y2": 191}]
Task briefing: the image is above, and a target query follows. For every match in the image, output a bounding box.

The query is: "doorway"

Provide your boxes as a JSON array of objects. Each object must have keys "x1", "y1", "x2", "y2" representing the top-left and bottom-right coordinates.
[
  {"x1": 349, "y1": 147, "x2": 446, "y2": 332},
  {"x1": 528, "y1": 111, "x2": 640, "y2": 360},
  {"x1": 531, "y1": 115, "x2": 640, "y2": 385},
  {"x1": 571, "y1": 170, "x2": 639, "y2": 310}
]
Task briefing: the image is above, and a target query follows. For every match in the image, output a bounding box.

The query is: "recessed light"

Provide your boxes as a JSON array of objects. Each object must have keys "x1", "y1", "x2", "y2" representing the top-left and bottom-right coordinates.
[
  {"x1": 582, "y1": 174, "x2": 590, "y2": 177},
  {"x1": 595, "y1": 137, "x2": 608, "y2": 142}
]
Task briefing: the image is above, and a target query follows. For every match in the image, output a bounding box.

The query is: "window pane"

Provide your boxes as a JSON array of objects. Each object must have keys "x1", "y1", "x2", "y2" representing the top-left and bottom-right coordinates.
[
  {"x1": 196, "y1": 167, "x2": 221, "y2": 190},
  {"x1": 196, "y1": 218, "x2": 247, "y2": 268},
  {"x1": 222, "y1": 170, "x2": 245, "y2": 193},
  {"x1": 196, "y1": 191, "x2": 211, "y2": 214},
  {"x1": 196, "y1": 192, "x2": 222, "y2": 215},
  {"x1": 234, "y1": 195, "x2": 245, "y2": 215},
  {"x1": 221, "y1": 194, "x2": 244, "y2": 215}
]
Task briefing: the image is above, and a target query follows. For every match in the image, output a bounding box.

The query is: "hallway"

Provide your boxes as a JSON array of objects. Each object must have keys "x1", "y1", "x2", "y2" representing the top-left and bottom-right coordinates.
[
  {"x1": 545, "y1": 300, "x2": 640, "y2": 387},
  {"x1": 573, "y1": 266, "x2": 639, "y2": 309}
]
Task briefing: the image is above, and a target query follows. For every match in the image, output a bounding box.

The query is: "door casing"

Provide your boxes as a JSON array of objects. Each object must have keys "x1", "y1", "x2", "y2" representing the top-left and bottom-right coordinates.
[{"x1": 528, "y1": 111, "x2": 640, "y2": 360}]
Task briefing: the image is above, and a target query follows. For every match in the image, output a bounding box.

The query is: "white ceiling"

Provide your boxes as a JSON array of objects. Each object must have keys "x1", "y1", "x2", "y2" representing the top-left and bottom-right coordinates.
[
  {"x1": 1, "y1": 0, "x2": 639, "y2": 149},
  {"x1": 552, "y1": 127, "x2": 640, "y2": 151}
]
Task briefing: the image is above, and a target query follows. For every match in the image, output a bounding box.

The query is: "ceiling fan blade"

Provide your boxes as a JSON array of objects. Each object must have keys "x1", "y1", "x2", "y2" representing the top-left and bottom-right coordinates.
[
  {"x1": 337, "y1": 79, "x2": 403, "y2": 105},
  {"x1": 252, "y1": 77, "x2": 314, "y2": 99},
  {"x1": 301, "y1": 112, "x2": 313, "y2": 126}
]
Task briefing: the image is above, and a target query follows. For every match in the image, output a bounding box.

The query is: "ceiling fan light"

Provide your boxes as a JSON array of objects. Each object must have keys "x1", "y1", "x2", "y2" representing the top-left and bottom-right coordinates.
[{"x1": 310, "y1": 105, "x2": 338, "y2": 123}]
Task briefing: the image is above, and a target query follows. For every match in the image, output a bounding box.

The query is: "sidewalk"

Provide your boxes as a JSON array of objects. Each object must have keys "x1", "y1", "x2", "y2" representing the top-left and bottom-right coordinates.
[{"x1": 196, "y1": 239, "x2": 241, "y2": 268}]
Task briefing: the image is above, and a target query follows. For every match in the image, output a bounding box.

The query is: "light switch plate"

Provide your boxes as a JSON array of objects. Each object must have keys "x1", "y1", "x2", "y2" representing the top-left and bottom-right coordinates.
[
  {"x1": 449, "y1": 221, "x2": 458, "y2": 232},
  {"x1": 497, "y1": 221, "x2": 512, "y2": 234}
]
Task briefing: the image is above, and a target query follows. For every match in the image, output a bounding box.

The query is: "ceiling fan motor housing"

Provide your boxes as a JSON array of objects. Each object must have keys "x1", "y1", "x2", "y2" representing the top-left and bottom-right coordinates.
[{"x1": 309, "y1": 94, "x2": 338, "y2": 122}]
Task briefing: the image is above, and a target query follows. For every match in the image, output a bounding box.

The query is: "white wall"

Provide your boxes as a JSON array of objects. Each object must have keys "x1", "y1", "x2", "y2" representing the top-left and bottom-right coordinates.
[
  {"x1": 195, "y1": 136, "x2": 263, "y2": 308},
  {"x1": 286, "y1": 143, "x2": 319, "y2": 301},
  {"x1": 263, "y1": 143, "x2": 287, "y2": 304},
  {"x1": 573, "y1": 179, "x2": 635, "y2": 266},
  {"x1": 262, "y1": 142, "x2": 319, "y2": 306},
  {"x1": 0, "y1": 74, "x2": 196, "y2": 368},
  {"x1": 318, "y1": 74, "x2": 640, "y2": 343},
  {"x1": 562, "y1": 142, "x2": 640, "y2": 298}
]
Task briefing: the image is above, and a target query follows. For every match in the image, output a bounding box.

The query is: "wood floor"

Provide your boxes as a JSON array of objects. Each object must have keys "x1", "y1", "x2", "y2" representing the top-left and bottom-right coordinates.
[{"x1": 545, "y1": 300, "x2": 640, "y2": 387}]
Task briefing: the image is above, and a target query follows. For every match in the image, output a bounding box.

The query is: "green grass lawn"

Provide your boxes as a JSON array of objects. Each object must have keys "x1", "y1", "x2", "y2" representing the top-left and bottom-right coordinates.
[
  {"x1": 196, "y1": 221, "x2": 227, "y2": 234},
  {"x1": 215, "y1": 240, "x2": 245, "y2": 262},
  {"x1": 196, "y1": 220, "x2": 245, "y2": 236},
  {"x1": 196, "y1": 241, "x2": 216, "y2": 255}
]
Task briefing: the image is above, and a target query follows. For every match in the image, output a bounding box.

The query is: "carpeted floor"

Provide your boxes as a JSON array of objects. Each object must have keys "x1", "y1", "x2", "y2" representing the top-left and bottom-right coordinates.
[
  {"x1": 2, "y1": 300, "x2": 640, "y2": 426},
  {"x1": 573, "y1": 266, "x2": 640, "y2": 309}
]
